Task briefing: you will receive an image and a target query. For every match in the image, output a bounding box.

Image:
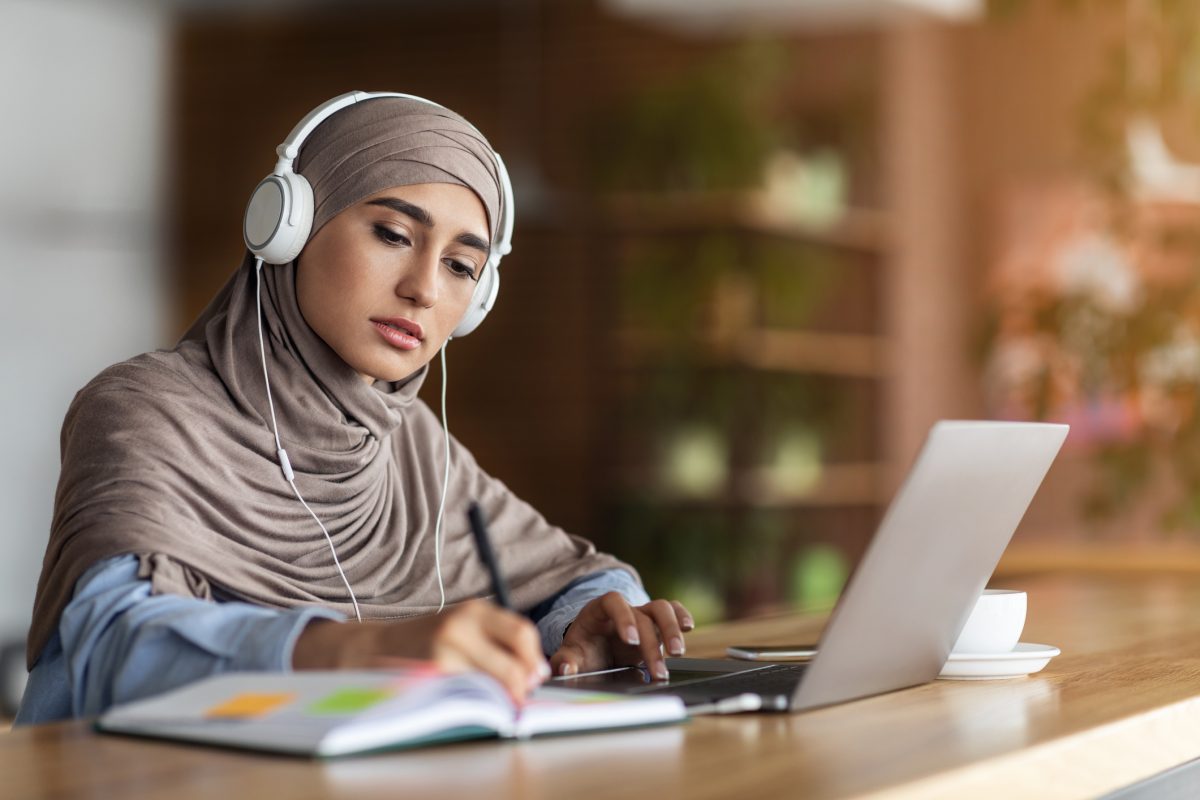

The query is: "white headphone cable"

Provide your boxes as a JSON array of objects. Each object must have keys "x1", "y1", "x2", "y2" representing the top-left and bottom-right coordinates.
[
  {"x1": 433, "y1": 342, "x2": 451, "y2": 614},
  {"x1": 254, "y1": 257, "x2": 363, "y2": 623}
]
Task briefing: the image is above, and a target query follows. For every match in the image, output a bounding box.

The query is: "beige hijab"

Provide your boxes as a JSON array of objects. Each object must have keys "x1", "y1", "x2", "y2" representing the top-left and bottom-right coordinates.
[{"x1": 27, "y1": 96, "x2": 633, "y2": 668}]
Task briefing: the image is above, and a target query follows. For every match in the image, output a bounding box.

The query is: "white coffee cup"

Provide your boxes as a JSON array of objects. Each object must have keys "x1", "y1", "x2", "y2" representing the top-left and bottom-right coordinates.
[{"x1": 951, "y1": 589, "x2": 1027, "y2": 654}]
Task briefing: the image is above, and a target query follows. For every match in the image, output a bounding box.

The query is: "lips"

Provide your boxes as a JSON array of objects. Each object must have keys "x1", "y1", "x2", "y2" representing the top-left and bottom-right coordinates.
[
  {"x1": 371, "y1": 316, "x2": 424, "y2": 352},
  {"x1": 371, "y1": 317, "x2": 424, "y2": 340}
]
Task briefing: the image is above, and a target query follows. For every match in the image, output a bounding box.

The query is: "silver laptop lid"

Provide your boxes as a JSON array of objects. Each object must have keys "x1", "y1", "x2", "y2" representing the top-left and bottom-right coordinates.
[{"x1": 792, "y1": 420, "x2": 1068, "y2": 711}]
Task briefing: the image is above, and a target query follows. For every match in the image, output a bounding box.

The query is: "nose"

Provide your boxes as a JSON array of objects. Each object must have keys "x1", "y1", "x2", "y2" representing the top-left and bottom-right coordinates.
[{"x1": 395, "y1": 250, "x2": 438, "y2": 308}]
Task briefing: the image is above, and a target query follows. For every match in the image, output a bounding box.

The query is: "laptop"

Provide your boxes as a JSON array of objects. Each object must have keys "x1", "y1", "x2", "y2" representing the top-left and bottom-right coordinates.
[{"x1": 555, "y1": 420, "x2": 1069, "y2": 713}]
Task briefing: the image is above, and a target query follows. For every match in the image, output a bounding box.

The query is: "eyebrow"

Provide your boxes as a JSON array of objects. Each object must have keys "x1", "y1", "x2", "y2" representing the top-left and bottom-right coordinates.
[{"x1": 366, "y1": 196, "x2": 491, "y2": 255}]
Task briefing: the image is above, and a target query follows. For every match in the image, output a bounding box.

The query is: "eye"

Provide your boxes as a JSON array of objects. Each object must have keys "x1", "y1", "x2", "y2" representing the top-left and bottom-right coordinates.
[
  {"x1": 373, "y1": 224, "x2": 410, "y2": 247},
  {"x1": 445, "y1": 259, "x2": 478, "y2": 281}
]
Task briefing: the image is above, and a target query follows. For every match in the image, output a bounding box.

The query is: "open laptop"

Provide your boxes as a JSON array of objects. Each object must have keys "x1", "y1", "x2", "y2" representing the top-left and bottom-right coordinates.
[{"x1": 555, "y1": 420, "x2": 1069, "y2": 713}]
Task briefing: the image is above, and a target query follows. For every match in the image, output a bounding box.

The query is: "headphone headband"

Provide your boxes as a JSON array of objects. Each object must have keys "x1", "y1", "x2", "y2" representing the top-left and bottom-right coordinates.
[{"x1": 244, "y1": 90, "x2": 513, "y2": 338}]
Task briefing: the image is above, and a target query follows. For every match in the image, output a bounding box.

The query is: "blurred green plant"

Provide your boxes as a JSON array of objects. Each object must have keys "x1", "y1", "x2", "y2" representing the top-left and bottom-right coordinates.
[
  {"x1": 592, "y1": 41, "x2": 789, "y2": 192},
  {"x1": 619, "y1": 234, "x2": 739, "y2": 333},
  {"x1": 788, "y1": 544, "x2": 849, "y2": 611},
  {"x1": 753, "y1": 240, "x2": 838, "y2": 328},
  {"x1": 605, "y1": 502, "x2": 803, "y2": 621},
  {"x1": 661, "y1": 423, "x2": 729, "y2": 497},
  {"x1": 766, "y1": 424, "x2": 823, "y2": 495}
]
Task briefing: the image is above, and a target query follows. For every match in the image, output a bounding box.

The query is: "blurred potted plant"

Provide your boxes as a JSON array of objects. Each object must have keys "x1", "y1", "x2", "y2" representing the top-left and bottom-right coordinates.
[
  {"x1": 983, "y1": 0, "x2": 1200, "y2": 531},
  {"x1": 592, "y1": 41, "x2": 787, "y2": 193}
]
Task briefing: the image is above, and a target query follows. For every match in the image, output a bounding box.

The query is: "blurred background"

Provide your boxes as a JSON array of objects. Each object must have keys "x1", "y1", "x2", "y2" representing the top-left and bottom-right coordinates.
[{"x1": 5, "y1": 0, "x2": 1200, "y2": 711}]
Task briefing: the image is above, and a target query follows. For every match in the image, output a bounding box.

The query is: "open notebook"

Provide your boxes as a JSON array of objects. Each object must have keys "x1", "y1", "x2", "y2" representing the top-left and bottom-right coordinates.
[{"x1": 96, "y1": 669, "x2": 688, "y2": 757}]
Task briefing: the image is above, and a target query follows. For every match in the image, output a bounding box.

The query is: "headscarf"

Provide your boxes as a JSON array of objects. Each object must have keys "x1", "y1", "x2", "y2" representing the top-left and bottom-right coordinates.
[{"x1": 27, "y1": 96, "x2": 633, "y2": 668}]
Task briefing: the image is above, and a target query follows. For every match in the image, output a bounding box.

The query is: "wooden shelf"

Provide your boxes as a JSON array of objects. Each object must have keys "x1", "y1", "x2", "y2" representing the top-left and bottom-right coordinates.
[
  {"x1": 602, "y1": 191, "x2": 891, "y2": 252},
  {"x1": 624, "y1": 461, "x2": 886, "y2": 509},
  {"x1": 616, "y1": 328, "x2": 889, "y2": 378}
]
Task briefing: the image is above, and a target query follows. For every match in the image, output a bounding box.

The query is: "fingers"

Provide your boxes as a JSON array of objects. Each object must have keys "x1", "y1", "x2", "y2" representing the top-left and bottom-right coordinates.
[
  {"x1": 598, "y1": 592, "x2": 643, "y2": 650},
  {"x1": 451, "y1": 630, "x2": 539, "y2": 703},
  {"x1": 434, "y1": 601, "x2": 549, "y2": 703},
  {"x1": 476, "y1": 602, "x2": 550, "y2": 681},
  {"x1": 671, "y1": 601, "x2": 695, "y2": 631},
  {"x1": 592, "y1": 593, "x2": 697, "y2": 681},
  {"x1": 551, "y1": 641, "x2": 588, "y2": 677},
  {"x1": 597, "y1": 592, "x2": 669, "y2": 681},
  {"x1": 633, "y1": 608, "x2": 668, "y2": 680},
  {"x1": 554, "y1": 619, "x2": 613, "y2": 676},
  {"x1": 642, "y1": 599, "x2": 686, "y2": 658}
]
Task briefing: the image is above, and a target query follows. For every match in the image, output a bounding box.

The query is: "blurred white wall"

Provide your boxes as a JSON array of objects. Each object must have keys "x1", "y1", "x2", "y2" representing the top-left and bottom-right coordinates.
[{"x1": 0, "y1": 1, "x2": 169, "y2": 650}]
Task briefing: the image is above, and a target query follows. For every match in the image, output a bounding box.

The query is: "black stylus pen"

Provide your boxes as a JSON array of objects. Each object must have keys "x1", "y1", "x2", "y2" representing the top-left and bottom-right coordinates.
[{"x1": 468, "y1": 502, "x2": 512, "y2": 610}]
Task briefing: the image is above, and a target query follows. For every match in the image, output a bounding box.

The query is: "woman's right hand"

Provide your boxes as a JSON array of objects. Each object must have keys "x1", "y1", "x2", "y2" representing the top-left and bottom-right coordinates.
[{"x1": 292, "y1": 599, "x2": 550, "y2": 703}]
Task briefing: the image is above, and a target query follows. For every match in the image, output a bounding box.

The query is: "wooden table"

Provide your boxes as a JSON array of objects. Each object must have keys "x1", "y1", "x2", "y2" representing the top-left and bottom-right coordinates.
[{"x1": 6, "y1": 571, "x2": 1200, "y2": 799}]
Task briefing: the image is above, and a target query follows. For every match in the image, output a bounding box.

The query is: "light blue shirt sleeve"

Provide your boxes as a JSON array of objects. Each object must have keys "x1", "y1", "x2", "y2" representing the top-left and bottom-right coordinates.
[
  {"x1": 15, "y1": 554, "x2": 342, "y2": 725},
  {"x1": 528, "y1": 568, "x2": 651, "y2": 656},
  {"x1": 15, "y1": 559, "x2": 648, "y2": 726}
]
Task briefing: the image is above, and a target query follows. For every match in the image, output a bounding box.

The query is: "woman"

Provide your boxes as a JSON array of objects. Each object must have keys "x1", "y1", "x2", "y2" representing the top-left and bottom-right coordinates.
[{"x1": 15, "y1": 92, "x2": 691, "y2": 725}]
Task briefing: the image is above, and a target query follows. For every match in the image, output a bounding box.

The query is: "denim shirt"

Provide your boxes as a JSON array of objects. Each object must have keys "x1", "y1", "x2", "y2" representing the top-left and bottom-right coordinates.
[{"x1": 15, "y1": 555, "x2": 648, "y2": 725}]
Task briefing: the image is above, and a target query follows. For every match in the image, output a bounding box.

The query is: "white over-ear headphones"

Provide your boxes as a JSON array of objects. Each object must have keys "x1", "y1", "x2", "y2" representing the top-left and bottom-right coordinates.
[{"x1": 243, "y1": 90, "x2": 515, "y2": 338}]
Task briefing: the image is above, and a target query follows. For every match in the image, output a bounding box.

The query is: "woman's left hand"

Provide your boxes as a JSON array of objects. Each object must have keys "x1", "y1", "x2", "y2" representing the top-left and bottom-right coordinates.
[{"x1": 550, "y1": 592, "x2": 694, "y2": 680}]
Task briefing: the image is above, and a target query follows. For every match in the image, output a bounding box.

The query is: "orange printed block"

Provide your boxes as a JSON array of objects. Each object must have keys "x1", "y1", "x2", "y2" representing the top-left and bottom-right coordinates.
[{"x1": 204, "y1": 692, "x2": 296, "y2": 719}]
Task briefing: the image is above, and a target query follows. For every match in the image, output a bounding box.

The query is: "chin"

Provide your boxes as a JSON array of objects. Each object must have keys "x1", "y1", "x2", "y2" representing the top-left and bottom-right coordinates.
[{"x1": 359, "y1": 353, "x2": 433, "y2": 384}]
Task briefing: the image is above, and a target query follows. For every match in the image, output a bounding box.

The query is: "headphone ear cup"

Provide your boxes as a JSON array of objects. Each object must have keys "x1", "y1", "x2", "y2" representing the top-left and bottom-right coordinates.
[
  {"x1": 451, "y1": 258, "x2": 501, "y2": 339},
  {"x1": 243, "y1": 171, "x2": 315, "y2": 265}
]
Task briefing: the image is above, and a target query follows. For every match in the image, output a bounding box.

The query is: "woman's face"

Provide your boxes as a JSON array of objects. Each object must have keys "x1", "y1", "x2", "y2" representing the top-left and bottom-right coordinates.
[{"x1": 296, "y1": 182, "x2": 491, "y2": 383}]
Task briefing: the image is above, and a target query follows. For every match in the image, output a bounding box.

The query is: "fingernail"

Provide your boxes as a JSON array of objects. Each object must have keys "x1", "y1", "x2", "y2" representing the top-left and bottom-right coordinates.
[
  {"x1": 669, "y1": 636, "x2": 685, "y2": 656},
  {"x1": 561, "y1": 662, "x2": 577, "y2": 676},
  {"x1": 654, "y1": 662, "x2": 669, "y2": 681},
  {"x1": 538, "y1": 661, "x2": 551, "y2": 679},
  {"x1": 528, "y1": 671, "x2": 543, "y2": 691},
  {"x1": 625, "y1": 626, "x2": 641, "y2": 645},
  {"x1": 684, "y1": 618, "x2": 695, "y2": 631}
]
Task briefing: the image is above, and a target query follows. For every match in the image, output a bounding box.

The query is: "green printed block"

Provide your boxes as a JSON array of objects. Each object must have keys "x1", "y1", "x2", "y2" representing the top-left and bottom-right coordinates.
[{"x1": 308, "y1": 688, "x2": 393, "y2": 715}]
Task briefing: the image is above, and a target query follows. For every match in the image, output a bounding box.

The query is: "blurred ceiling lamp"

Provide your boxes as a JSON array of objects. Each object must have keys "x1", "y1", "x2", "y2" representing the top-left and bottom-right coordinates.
[
  {"x1": 603, "y1": 0, "x2": 982, "y2": 34},
  {"x1": 1125, "y1": 118, "x2": 1200, "y2": 204}
]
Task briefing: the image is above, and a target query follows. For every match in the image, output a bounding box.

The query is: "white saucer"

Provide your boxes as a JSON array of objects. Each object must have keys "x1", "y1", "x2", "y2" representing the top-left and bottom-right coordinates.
[{"x1": 937, "y1": 642, "x2": 1061, "y2": 680}]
